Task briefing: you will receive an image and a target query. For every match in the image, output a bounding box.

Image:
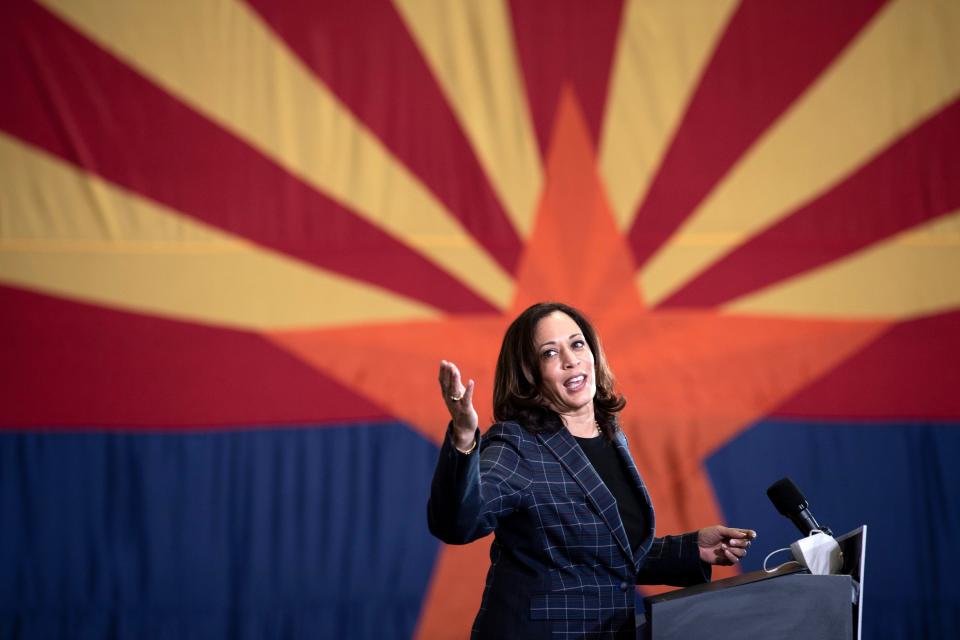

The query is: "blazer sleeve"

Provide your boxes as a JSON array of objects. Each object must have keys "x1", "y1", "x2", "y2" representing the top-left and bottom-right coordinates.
[
  {"x1": 427, "y1": 423, "x2": 532, "y2": 545},
  {"x1": 636, "y1": 532, "x2": 711, "y2": 587}
]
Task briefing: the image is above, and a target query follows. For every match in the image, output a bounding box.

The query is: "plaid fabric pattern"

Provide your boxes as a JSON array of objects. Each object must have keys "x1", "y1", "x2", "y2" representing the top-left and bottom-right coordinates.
[{"x1": 428, "y1": 421, "x2": 707, "y2": 639}]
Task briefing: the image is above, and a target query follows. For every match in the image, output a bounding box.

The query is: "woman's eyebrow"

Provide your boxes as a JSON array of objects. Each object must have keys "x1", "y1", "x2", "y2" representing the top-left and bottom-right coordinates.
[{"x1": 538, "y1": 333, "x2": 582, "y2": 348}]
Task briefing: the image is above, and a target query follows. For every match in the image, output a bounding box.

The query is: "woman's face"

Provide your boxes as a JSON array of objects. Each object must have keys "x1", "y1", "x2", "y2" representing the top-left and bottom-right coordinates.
[{"x1": 533, "y1": 311, "x2": 596, "y2": 414}]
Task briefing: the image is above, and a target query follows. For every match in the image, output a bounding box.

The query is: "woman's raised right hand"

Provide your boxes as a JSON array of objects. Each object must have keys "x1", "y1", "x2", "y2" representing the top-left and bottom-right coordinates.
[{"x1": 439, "y1": 360, "x2": 478, "y2": 451}]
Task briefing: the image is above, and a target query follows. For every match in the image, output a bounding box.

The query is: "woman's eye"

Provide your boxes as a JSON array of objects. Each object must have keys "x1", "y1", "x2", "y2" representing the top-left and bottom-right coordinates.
[
  {"x1": 541, "y1": 349, "x2": 557, "y2": 359},
  {"x1": 572, "y1": 340, "x2": 585, "y2": 349}
]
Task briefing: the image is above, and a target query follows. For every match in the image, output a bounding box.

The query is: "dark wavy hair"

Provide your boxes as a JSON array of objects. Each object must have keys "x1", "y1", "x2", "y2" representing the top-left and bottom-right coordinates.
[{"x1": 493, "y1": 302, "x2": 626, "y2": 438}]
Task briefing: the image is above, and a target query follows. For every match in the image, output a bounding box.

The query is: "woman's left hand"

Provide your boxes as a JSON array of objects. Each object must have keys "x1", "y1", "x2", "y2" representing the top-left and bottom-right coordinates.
[{"x1": 697, "y1": 525, "x2": 756, "y2": 566}]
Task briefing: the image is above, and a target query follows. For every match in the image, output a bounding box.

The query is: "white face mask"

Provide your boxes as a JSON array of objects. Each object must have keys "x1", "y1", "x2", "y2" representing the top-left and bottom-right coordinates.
[{"x1": 790, "y1": 530, "x2": 843, "y2": 575}]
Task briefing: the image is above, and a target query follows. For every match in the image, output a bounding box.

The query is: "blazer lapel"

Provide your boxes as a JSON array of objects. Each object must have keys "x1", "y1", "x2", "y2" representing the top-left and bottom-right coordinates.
[
  {"x1": 539, "y1": 428, "x2": 634, "y2": 565},
  {"x1": 612, "y1": 431, "x2": 657, "y2": 570}
]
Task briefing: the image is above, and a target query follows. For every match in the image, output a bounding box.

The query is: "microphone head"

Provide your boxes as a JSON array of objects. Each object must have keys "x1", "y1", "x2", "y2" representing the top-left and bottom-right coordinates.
[{"x1": 767, "y1": 477, "x2": 808, "y2": 516}]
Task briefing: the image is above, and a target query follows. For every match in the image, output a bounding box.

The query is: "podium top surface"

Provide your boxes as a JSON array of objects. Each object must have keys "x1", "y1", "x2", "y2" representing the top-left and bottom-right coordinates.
[{"x1": 645, "y1": 563, "x2": 804, "y2": 605}]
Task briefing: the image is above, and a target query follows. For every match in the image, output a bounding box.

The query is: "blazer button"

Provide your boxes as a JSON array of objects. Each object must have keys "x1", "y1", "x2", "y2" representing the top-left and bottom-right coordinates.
[{"x1": 619, "y1": 581, "x2": 630, "y2": 591}]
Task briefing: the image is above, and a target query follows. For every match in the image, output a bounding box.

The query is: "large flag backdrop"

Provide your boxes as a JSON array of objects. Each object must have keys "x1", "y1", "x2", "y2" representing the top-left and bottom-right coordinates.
[{"x1": 2, "y1": 0, "x2": 959, "y2": 638}]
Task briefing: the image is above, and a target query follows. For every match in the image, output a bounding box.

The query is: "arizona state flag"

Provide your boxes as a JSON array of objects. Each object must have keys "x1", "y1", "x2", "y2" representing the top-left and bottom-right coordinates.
[{"x1": 2, "y1": 1, "x2": 958, "y2": 638}]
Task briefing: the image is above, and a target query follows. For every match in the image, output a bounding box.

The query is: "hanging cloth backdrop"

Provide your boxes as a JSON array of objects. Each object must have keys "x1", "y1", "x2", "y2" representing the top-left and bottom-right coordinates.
[{"x1": 2, "y1": 1, "x2": 959, "y2": 638}]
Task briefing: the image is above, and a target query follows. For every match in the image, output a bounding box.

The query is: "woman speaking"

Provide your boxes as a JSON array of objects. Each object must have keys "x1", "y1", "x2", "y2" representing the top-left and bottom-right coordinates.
[{"x1": 428, "y1": 302, "x2": 755, "y2": 639}]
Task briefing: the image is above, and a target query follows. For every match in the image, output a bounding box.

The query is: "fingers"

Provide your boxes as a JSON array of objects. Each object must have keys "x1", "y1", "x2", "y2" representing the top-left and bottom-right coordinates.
[
  {"x1": 722, "y1": 535, "x2": 751, "y2": 565},
  {"x1": 717, "y1": 527, "x2": 756, "y2": 555},
  {"x1": 439, "y1": 360, "x2": 456, "y2": 394},
  {"x1": 703, "y1": 525, "x2": 756, "y2": 566},
  {"x1": 449, "y1": 364, "x2": 463, "y2": 397},
  {"x1": 437, "y1": 361, "x2": 450, "y2": 393},
  {"x1": 712, "y1": 542, "x2": 746, "y2": 566},
  {"x1": 709, "y1": 546, "x2": 734, "y2": 566},
  {"x1": 438, "y1": 360, "x2": 465, "y2": 400},
  {"x1": 722, "y1": 542, "x2": 748, "y2": 559},
  {"x1": 718, "y1": 526, "x2": 756, "y2": 540},
  {"x1": 439, "y1": 361, "x2": 477, "y2": 432},
  {"x1": 726, "y1": 536, "x2": 752, "y2": 550},
  {"x1": 723, "y1": 547, "x2": 741, "y2": 564}
]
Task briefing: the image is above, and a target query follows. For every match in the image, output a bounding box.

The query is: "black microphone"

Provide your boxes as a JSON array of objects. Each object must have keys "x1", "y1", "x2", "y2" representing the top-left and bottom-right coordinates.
[{"x1": 766, "y1": 477, "x2": 833, "y2": 536}]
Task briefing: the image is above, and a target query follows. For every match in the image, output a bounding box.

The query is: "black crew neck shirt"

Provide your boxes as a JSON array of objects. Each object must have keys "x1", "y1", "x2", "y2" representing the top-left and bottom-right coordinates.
[{"x1": 573, "y1": 434, "x2": 647, "y2": 553}]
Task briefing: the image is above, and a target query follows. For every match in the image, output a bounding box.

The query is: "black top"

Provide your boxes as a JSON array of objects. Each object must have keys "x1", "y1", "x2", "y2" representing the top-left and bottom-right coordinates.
[{"x1": 574, "y1": 434, "x2": 648, "y2": 554}]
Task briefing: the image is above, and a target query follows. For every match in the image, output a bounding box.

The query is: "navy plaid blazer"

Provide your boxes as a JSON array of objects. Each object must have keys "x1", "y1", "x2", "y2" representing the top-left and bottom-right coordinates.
[{"x1": 428, "y1": 421, "x2": 709, "y2": 639}]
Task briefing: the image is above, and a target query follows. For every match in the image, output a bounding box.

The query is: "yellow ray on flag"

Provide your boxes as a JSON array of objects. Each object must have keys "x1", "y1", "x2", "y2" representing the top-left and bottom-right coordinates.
[
  {"x1": 599, "y1": 0, "x2": 738, "y2": 230},
  {"x1": 725, "y1": 210, "x2": 960, "y2": 320},
  {"x1": 393, "y1": 0, "x2": 542, "y2": 237},
  {"x1": 39, "y1": 0, "x2": 513, "y2": 309},
  {"x1": 641, "y1": 0, "x2": 960, "y2": 305},
  {"x1": 0, "y1": 134, "x2": 438, "y2": 330}
]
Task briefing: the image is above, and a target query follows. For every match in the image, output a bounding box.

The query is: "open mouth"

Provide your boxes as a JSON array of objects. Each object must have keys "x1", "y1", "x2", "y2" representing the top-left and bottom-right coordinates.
[{"x1": 564, "y1": 374, "x2": 586, "y2": 392}]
